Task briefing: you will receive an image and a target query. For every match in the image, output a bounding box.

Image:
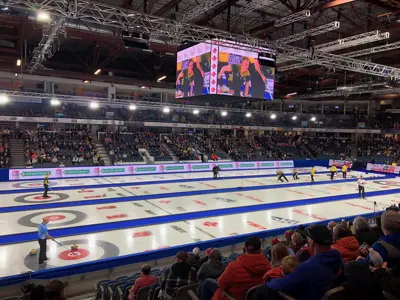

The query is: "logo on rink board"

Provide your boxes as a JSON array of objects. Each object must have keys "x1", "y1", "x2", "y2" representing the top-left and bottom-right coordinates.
[
  {"x1": 191, "y1": 164, "x2": 211, "y2": 170},
  {"x1": 21, "y1": 171, "x2": 51, "y2": 177},
  {"x1": 271, "y1": 216, "x2": 299, "y2": 225},
  {"x1": 101, "y1": 168, "x2": 125, "y2": 174},
  {"x1": 135, "y1": 167, "x2": 157, "y2": 172},
  {"x1": 63, "y1": 169, "x2": 91, "y2": 175}
]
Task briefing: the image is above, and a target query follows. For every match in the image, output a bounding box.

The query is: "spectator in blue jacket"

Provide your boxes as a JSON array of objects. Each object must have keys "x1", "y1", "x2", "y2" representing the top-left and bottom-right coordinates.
[
  {"x1": 267, "y1": 224, "x2": 343, "y2": 300},
  {"x1": 357, "y1": 210, "x2": 400, "y2": 268}
]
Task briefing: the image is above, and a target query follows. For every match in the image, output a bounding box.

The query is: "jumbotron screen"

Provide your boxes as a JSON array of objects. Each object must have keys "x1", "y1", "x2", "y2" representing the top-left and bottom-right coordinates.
[
  {"x1": 175, "y1": 41, "x2": 275, "y2": 100},
  {"x1": 175, "y1": 43, "x2": 211, "y2": 98},
  {"x1": 216, "y1": 45, "x2": 274, "y2": 100}
]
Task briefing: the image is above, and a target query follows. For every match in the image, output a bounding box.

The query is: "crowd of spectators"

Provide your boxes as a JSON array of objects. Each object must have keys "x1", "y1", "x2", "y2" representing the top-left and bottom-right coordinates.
[
  {"x1": 357, "y1": 137, "x2": 400, "y2": 162},
  {"x1": 74, "y1": 206, "x2": 398, "y2": 300},
  {"x1": 102, "y1": 131, "x2": 172, "y2": 163},
  {"x1": 17, "y1": 205, "x2": 400, "y2": 300},
  {"x1": 152, "y1": 207, "x2": 399, "y2": 300},
  {"x1": 0, "y1": 129, "x2": 11, "y2": 168},
  {"x1": 23, "y1": 128, "x2": 102, "y2": 167},
  {"x1": 302, "y1": 136, "x2": 352, "y2": 160}
]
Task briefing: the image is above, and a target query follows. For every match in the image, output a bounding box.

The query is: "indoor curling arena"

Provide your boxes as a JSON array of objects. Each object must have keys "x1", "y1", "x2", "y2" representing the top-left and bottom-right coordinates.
[{"x1": 0, "y1": 164, "x2": 398, "y2": 280}]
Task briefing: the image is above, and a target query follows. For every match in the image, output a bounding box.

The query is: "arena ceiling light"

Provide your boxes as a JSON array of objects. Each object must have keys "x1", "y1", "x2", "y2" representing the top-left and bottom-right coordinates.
[
  {"x1": 37, "y1": 10, "x2": 51, "y2": 22},
  {"x1": 0, "y1": 94, "x2": 9, "y2": 104},
  {"x1": 246, "y1": 112, "x2": 252, "y2": 118},
  {"x1": 270, "y1": 114, "x2": 276, "y2": 119},
  {"x1": 90, "y1": 102, "x2": 99, "y2": 109},
  {"x1": 310, "y1": 116, "x2": 316, "y2": 122},
  {"x1": 50, "y1": 98, "x2": 61, "y2": 106},
  {"x1": 129, "y1": 104, "x2": 137, "y2": 110},
  {"x1": 163, "y1": 107, "x2": 170, "y2": 113},
  {"x1": 193, "y1": 109, "x2": 199, "y2": 115},
  {"x1": 157, "y1": 75, "x2": 166, "y2": 82},
  {"x1": 94, "y1": 69, "x2": 101, "y2": 75},
  {"x1": 292, "y1": 115, "x2": 297, "y2": 120},
  {"x1": 221, "y1": 111, "x2": 228, "y2": 117}
]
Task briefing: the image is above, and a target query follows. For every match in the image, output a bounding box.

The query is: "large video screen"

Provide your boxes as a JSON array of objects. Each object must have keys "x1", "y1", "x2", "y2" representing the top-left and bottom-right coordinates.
[
  {"x1": 216, "y1": 45, "x2": 275, "y2": 100},
  {"x1": 176, "y1": 43, "x2": 211, "y2": 98}
]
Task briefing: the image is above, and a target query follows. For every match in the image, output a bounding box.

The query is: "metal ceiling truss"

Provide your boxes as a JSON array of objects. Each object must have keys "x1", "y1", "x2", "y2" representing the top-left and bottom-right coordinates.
[
  {"x1": 314, "y1": 31, "x2": 390, "y2": 52},
  {"x1": 276, "y1": 21, "x2": 340, "y2": 44},
  {"x1": 274, "y1": 9, "x2": 311, "y2": 27},
  {"x1": 1, "y1": 0, "x2": 400, "y2": 78},
  {"x1": 344, "y1": 41, "x2": 400, "y2": 58},
  {"x1": 0, "y1": 90, "x2": 260, "y2": 113},
  {"x1": 294, "y1": 86, "x2": 400, "y2": 99},
  {"x1": 28, "y1": 17, "x2": 66, "y2": 74},
  {"x1": 236, "y1": 0, "x2": 278, "y2": 17},
  {"x1": 181, "y1": 0, "x2": 226, "y2": 22},
  {"x1": 279, "y1": 31, "x2": 391, "y2": 71}
]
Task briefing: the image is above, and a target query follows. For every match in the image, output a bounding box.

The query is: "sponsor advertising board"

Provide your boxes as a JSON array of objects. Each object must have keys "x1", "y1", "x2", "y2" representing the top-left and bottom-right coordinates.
[
  {"x1": 328, "y1": 159, "x2": 353, "y2": 168},
  {"x1": 9, "y1": 160, "x2": 294, "y2": 180},
  {"x1": 366, "y1": 163, "x2": 400, "y2": 174}
]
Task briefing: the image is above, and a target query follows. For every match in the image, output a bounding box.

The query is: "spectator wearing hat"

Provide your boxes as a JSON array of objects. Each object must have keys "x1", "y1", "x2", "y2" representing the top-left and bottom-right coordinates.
[
  {"x1": 200, "y1": 248, "x2": 213, "y2": 265},
  {"x1": 30, "y1": 285, "x2": 45, "y2": 300},
  {"x1": 267, "y1": 224, "x2": 343, "y2": 300},
  {"x1": 331, "y1": 225, "x2": 360, "y2": 262},
  {"x1": 358, "y1": 210, "x2": 400, "y2": 268},
  {"x1": 188, "y1": 247, "x2": 202, "y2": 271},
  {"x1": 197, "y1": 249, "x2": 225, "y2": 283},
  {"x1": 160, "y1": 251, "x2": 198, "y2": 298},
  {"x1": 262, "y1": 237, "x2": 280, "y2": 261},
  {"x1": 18, "y1": 283, "x2": 35, "y2": 300},
  {"x1": 129, "y1": 264, "x2": 157, "y2": 300},
  {"x1": 45, "y1": 280, "x2": 68, "y2": 300},
  {"x1": 210, "y1": 236, "x2": 271, "y2": 300}
]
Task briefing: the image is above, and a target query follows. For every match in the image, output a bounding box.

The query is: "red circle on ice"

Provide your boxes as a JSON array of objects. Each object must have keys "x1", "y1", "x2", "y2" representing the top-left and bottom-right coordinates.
[
  {"x1": 33, "y1": 196, "x2": 53, "y2": 200},
  {"x1": 28, "y1": 183, "x2": 42, "y2": 187},
  {"x1": 45, "y1": 215, "x2": 66, "y2": 221},
  {"x1": 58, "y1": 248, "x2": 90, "y2": 260}
]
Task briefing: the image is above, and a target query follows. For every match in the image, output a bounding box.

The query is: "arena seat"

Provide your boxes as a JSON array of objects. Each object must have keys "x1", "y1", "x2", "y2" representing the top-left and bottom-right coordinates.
[
  {"x1": 244, "y1": 284, "x2": 264, "y2": 300},
  {"x1": 163, "y1": 283, "x2": 199, "y2": 300},
  {"x1": 383, "y1": 291, "x2": 400, "y2": 300},
  {"x1": 150, "y1": 287, "x2": 160, "y2": 300},
  {"x1": 278, "y1": 291, "x2": 297, "y2": 300},
  {"x1": 136, "y1": 286, "x2": 152, "y2": 300},
  {"x1": 321, "y1": 286, "x2": 348, "y2": 300}
]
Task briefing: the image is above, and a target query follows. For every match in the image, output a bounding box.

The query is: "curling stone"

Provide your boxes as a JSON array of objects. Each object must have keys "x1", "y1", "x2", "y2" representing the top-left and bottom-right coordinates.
[
  {"x1": 29, "y1": 249, "x2": 37, "y2": 256},
  {"x1": 71, "y1": 244, "x2": 78, "y2": 250}
]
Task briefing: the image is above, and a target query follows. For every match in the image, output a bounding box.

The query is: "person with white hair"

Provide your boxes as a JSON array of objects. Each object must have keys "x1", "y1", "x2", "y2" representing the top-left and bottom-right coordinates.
[
  {"x1": 353, "y1": 216, "x2": 378, "y2": 247},
  {"x1": 188, "y1": 247, "x2": 202, "y2": 270}
]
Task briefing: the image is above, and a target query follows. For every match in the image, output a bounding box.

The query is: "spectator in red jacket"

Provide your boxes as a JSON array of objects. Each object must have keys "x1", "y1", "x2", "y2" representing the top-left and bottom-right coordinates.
[
  {"x1": 128, "y1": 264, "x2": 157, "y2": 300},
  {"x1": 209, "y1": 236, "x2": 270, "y2": 300},
  {"x1": 331, "y1": 225, "x2": 360, "y2": 262}
]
